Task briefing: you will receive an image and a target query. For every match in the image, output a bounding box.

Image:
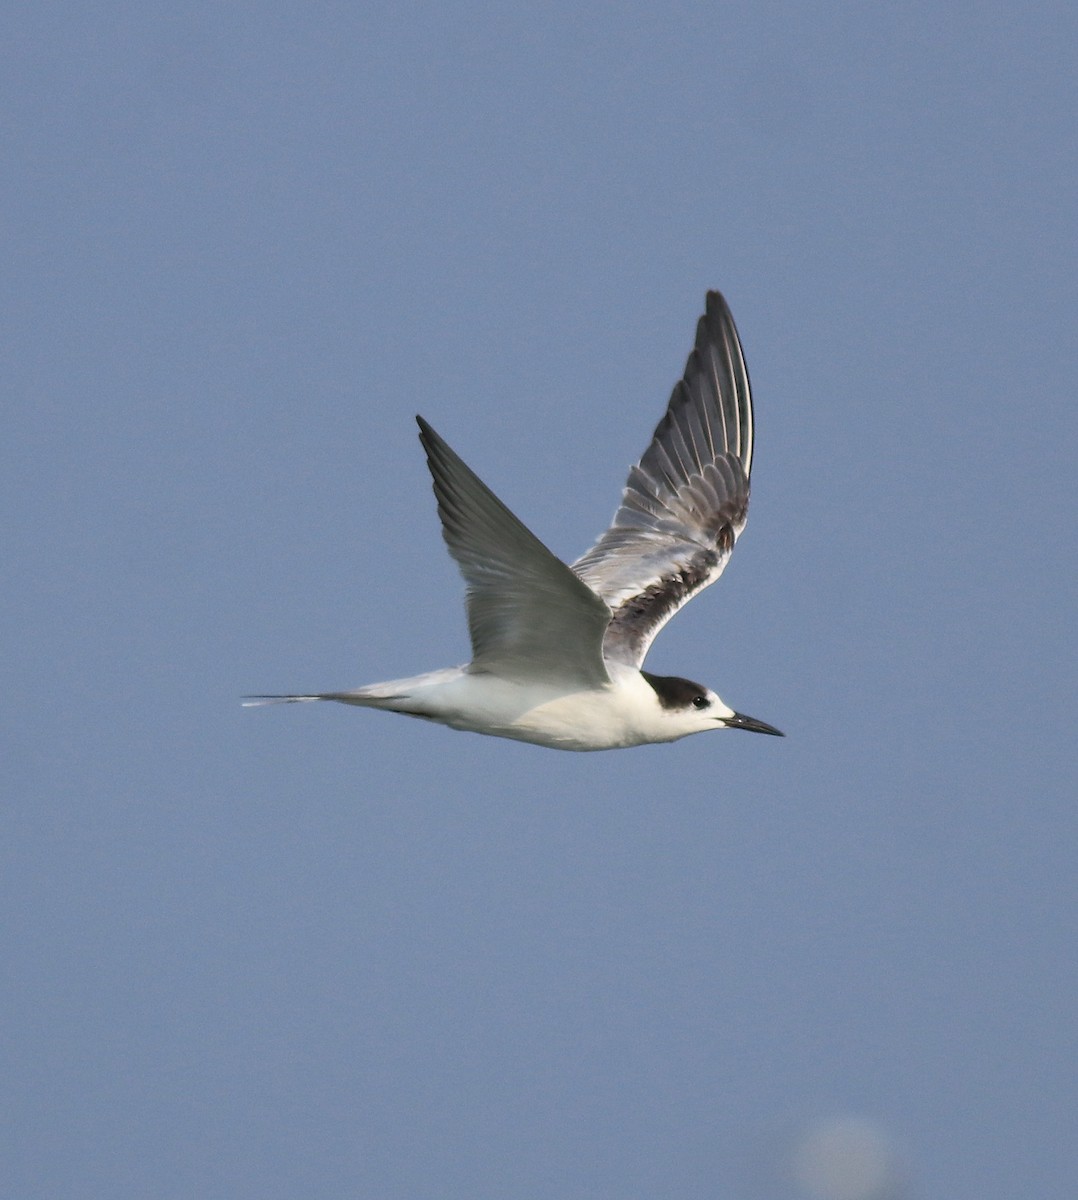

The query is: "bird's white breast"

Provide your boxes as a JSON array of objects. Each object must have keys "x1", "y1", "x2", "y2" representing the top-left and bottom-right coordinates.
[{"x1": 402, "y1": 665, "x2": 671, "y2": 751}]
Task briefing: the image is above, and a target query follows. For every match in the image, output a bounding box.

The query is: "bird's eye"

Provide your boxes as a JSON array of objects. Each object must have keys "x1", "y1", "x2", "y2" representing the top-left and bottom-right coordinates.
[{"x1": 692, "y1": 695, "x2": 710, "y2": 709}]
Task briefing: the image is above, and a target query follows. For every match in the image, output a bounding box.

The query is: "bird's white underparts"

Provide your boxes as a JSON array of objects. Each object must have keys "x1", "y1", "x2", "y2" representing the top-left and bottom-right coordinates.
[{"x1": 245, "y1": 291, "x2": 783, "y2": 751}]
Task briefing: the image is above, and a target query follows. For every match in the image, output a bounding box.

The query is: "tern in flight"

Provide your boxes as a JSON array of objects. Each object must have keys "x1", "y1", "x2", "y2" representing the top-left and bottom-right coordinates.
[{"x1": 246, "y1": 291, "x2": 783, "y2": 750}]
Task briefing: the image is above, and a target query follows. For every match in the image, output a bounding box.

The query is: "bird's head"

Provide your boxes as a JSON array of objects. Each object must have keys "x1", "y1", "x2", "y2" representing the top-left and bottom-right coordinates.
[{"x1": 641, "y1": 671, "x2": 784, "y2": 740}]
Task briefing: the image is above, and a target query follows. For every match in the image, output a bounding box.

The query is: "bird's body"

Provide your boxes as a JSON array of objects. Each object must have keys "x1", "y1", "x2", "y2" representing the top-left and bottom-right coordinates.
[
  {"x1": 265, "y1": 664, "x2": 748, "y2": 752},
  {"x1": 247, "y1": 291, "x2": 783, "y2": 750}
]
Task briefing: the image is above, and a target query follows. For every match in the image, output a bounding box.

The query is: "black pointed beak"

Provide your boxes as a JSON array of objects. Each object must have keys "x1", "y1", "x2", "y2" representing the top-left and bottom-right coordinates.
[{"x1": 723, "y1": 711, "x2": 785, "y2": 737}]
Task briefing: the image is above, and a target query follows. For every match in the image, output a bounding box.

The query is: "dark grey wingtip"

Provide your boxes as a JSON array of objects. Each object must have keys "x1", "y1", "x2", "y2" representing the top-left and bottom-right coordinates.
[
  {"x1": 704, "y1": 288, "x2": 731, "y2": 315},
  {"x1": 415, "y1": 416, "x2": 455, "y2": 478}
]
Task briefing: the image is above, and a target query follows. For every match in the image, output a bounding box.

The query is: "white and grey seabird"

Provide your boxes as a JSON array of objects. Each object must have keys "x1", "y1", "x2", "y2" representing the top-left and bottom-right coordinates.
[{"x1": 246, "y1": 291, "x2": 783, "y2": 750}]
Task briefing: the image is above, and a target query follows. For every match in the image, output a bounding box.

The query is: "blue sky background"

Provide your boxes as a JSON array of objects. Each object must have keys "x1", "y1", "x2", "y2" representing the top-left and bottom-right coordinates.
[{"x1": 4, "y1": 3, "x2": 1076, "y2": 1197}]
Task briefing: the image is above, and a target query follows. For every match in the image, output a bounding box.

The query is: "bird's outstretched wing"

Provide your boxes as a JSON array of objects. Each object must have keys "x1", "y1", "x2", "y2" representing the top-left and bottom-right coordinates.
[
  {"x1": 417, "y1": 417, "x2": 613, "y2": 687},
  {"x1": 572, "y1": 291, "x2": 753, "y2": 669}
]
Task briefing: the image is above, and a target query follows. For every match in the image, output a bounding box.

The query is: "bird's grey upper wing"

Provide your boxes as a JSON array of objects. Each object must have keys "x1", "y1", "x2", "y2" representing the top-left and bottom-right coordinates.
[
  {"x1": 417, "y1": 417, "x2": 613, "y2": 687},
  {"x1": 571, "y1": 291, "x2": 753, "y2": 669}
]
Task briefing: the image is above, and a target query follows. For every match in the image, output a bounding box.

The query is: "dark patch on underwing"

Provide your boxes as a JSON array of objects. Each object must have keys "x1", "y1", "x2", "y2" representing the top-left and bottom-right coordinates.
[
  {"x1": 604, "y1": 527, "x2": 736, "y2": 665},
  {"x1": 618, "y1": 543, "x2": 720, "y2": 623}
]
